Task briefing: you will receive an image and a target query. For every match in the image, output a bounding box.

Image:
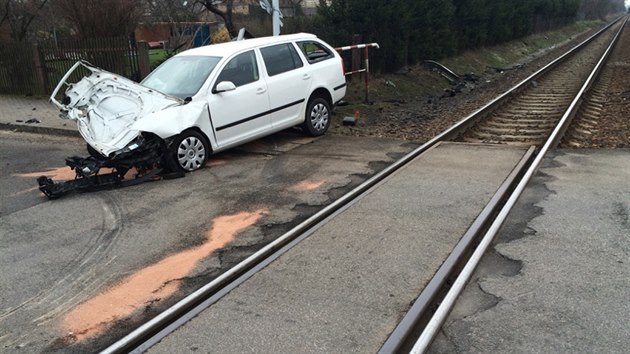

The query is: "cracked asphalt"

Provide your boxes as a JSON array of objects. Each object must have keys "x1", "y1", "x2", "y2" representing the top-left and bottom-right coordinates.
[
  {"x1": 0, "y1": 129, "x2": 412, "y2": 353},
  {"x1": 430, "y1": 149, "x2": 630, "y2": 353}
]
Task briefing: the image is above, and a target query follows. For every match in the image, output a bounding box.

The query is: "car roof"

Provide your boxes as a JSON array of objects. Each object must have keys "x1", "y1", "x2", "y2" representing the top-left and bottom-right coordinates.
[{"x1": 176, "y1": 33, "x2": 319, "y2": 58}]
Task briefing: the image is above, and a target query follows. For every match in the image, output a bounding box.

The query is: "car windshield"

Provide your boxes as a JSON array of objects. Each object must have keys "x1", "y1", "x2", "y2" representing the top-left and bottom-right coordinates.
[{"x1": 141, "y1": 55, "x2": 221, "y2": 99}]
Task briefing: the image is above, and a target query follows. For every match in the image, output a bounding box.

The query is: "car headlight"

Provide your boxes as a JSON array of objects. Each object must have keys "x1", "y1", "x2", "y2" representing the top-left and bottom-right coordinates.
[{"x1": 121, "y1": 135, "x2": 145, "y2": 153}]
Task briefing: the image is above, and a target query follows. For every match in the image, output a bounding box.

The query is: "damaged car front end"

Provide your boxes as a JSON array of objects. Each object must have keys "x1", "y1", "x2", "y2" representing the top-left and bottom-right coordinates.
[{"x1": 39, "y1": 61, "x2": 193, "y2": 198}]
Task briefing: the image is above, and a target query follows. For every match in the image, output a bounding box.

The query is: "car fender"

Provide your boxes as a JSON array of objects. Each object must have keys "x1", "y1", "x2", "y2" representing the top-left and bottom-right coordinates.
[{"x1": 130, "y1": 100, "x2": 216, "y2": 149}]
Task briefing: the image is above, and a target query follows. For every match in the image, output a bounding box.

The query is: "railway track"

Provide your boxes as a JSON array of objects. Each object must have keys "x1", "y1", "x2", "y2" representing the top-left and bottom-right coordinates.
[
  {"x1": 456, "y1": 18, "x2": 625, "y2": 146},
  {"x1": 101, "y1": 16, "x2": 627, "y2": 354},
  {"x1": 562, "y1": 17, "x2": 630, "y2": 148}
]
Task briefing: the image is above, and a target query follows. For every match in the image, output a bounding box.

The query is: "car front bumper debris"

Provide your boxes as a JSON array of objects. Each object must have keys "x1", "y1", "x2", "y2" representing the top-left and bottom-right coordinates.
[{"x1": 37, "y1": 134, "x2": 183, "y2": 199}]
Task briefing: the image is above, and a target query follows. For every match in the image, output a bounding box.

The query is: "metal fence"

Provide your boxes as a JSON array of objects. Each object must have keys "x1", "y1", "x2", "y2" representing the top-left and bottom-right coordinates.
[
  {"x1": 0, "y1": 36, "x2": 144, "y2": 96},
  {"x1": 0, "y1": 43, "x2": 38, "y2": 95}
]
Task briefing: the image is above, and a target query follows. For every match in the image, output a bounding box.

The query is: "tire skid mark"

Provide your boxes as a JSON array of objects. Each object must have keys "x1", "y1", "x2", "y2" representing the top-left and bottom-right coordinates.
[{"x1": 0, "y1": 193, "x2": 126, "y2": 349}]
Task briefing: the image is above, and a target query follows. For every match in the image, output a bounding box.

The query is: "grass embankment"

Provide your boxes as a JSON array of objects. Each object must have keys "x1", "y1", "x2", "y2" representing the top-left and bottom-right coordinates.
[{"x1": 340, "y1": 20, "x2": 604, "y2": 113}]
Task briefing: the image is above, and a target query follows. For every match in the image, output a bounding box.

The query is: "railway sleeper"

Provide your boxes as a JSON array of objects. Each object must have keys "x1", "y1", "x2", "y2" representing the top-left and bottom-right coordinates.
[
  {"x1": 488, "y1": 115, "x2": 558, "y2": 123},
  {"x1": 503, "y1": 108, "x2": 567, "y2": 115},
  {"x1": 475, "y1": 127, "x2": 552, "y2": 136},
  {"x1": 574, "y1": 116, "x2": 599, "y2": 125},
  {"x1": 469, "y1": 130, "x2": 548, "y2": 141},
  {"x1": 481, "y1": 116, "x2": 559, "y2": 125},
  {"x1": 516, "y1": 93, "x2": 575, "y2": 98},
  {"x1": 485, "y1": 122, "x2": 556, "y2": 129},
  {"x1": 511, "y1": 98, "x2": 574, "y2": 105},
  {"x1": 581, "y1": 106, "x2": 604, "y2": 115}
]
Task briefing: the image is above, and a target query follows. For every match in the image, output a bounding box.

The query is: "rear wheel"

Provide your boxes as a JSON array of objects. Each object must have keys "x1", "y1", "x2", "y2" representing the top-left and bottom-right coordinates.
[
  {"x1": 301, "y1": 97, "x2": 331, "y2": 136},
  {"x1": 165, "y1": 130, "x2": 209, "y2": 172}
]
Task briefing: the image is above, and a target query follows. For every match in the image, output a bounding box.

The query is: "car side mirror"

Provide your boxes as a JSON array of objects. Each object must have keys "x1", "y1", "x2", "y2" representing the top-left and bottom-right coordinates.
[{"x1": 214, "y1": 81, "x2": 236, "y2": 93}]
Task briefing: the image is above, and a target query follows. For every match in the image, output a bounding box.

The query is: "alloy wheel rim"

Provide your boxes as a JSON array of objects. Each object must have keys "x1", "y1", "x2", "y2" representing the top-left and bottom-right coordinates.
[
  {"x1": 310, "y1": 103, "x2": 329, "y2": 131},
  {"x1": 177, "y1": 136, "x2": 205, "y2": 171}
]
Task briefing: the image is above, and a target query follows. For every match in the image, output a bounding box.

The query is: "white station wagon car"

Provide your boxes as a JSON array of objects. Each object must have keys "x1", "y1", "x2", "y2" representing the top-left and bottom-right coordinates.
[{"x1": 51, "y1": 33, "x2": 346, "y2": 173}]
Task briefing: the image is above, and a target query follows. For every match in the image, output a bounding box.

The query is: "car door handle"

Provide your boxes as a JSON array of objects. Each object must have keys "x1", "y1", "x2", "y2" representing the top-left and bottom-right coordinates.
[
  {"x1": 302, "y1": 74, "x2": 311, "y2": 80},
  {"x1": 256, "y1": 87, "x2": 266, "y2": 94}
]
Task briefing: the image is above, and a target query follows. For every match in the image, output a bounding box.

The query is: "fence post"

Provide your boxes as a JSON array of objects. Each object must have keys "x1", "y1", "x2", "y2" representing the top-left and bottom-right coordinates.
[
  {"x1": 137, "y1": 41, "x2": 151, "y2": 80},
  {"x1": 363, "y1": 46, "x2": 370, "y2": 103},
  {"x1": 351, "y1": 34, "x2": 361, "y2": 82},
  {"x1": 32, "y1": 44, "x2": 48, "y2": 95},
  {"x1": 335, "y1": 43, "x2": 379, "y2": 104}
]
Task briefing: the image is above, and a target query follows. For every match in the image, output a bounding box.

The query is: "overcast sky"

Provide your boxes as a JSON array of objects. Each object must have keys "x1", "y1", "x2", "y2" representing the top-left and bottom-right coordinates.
[{"x1": 627, "y1": 0, "x2": 630, "y2": 8}]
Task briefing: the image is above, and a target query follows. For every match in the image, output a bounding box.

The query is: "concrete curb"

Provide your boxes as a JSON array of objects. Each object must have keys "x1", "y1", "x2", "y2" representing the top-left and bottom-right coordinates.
[{"x1": 0, "y1": 122, "x2": 80, "y2": 138}]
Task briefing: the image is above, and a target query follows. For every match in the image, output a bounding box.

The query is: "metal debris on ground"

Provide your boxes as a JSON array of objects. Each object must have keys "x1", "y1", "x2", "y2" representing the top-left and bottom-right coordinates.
[
  {"x1": 424, "y1": 60, "x2": 480, "y2": 98},
  {"x1": 342, "y1": 111, "x2": 360, "y2": 126},
  {"x1": 37, "y1": 135, "x2": 184, "y2": 199}
]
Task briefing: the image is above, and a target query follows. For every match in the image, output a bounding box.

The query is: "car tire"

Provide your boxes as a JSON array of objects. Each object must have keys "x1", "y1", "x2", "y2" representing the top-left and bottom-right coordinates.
[
  {"x1": 166, "y1": 130, "x2": 209, "y2": 172},
  {"x1": 301, "y1": 97, "x2": 331, "y2": 136}
]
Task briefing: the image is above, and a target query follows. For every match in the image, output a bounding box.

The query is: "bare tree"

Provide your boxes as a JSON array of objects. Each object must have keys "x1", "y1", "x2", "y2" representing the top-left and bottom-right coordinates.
[
  {"x1": 0, "y1": 0, "x2": 49, "y2": 41},
  {"x1": 145, "y1": 0, "x2": 204, "y2": 23},
  {"x1": 0, "y1": 1, "x2": 9, "y2": 27},
  {"x1": 55, "y1": 0, "x2": 143, "y2": 38},
  {"x1": 285, "y1": 0, "x2": 305, "y2": 16},
  {"x1": 197, "y1": 0, "x2": 236, "y2": 37}
]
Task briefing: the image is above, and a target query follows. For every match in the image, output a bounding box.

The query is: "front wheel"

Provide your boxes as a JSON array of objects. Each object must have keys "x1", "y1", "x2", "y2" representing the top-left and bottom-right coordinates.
[
  {"x1": 301, "y1": 97, "x2": 331, "y2": 136},
  {"x1": 165, "y1": 130, "x2": 209, "y2": 172}
]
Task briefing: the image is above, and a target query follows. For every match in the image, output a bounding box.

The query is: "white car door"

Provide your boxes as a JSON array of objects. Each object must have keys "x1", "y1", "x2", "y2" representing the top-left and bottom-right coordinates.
[
  {"x1": 259, "y1": 42, "x2": 312, "y2": 129},
  {"x1": 208, "y1": 50, "x2": 271, "y2": 148}
]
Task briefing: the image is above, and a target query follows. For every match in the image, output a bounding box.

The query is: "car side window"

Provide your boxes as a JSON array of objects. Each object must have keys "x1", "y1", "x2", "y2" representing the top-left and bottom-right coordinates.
[
  {"x1": 215, "y1": 50, "x2": 259, "y2": 89},
  {"x1": 260, "y1": 43, "x2": 304, "y2": 77},
  {"x1": 297, "y1": 41, "x2": 334, "y2": 64}
]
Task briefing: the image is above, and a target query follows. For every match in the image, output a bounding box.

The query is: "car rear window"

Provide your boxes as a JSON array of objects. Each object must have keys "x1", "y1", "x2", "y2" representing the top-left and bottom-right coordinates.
[
  {"x1": 260, "y1": 43, "x2": 303, "y2": 77},
  {"x1": 297, "y1": 41, "x2": 334, "y2": 63}
]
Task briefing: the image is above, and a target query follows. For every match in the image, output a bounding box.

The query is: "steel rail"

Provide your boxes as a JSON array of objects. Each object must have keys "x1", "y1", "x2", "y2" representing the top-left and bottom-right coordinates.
[
  {"x1": 409, "y1": 16, "x2": 628, "y2": 354},
  {"x1": 102, "y1": 17, "x2": 623, "y2": 354},
  {"x1": 377, "y1": 16, "x2": 624, "y2": 354},
  {"x1": 379, "y1": 16, "x2": 626, "y2": 354},
  {"x1": 376, "y1": 145, "x2": 536, "y2": 354}
]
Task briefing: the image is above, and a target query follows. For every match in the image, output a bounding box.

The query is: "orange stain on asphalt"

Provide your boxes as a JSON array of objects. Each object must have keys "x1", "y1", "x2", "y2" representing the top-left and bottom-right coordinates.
[
  {"x1": 208, "y1": 159, "x2": 226, "y2": 167},
  {"x1": 290, "y1": 180, "x2": 325, "y2": 191},
  {"x1": 63, "y1": 209, "x2": 267, "y2": 341},
  {"x1": 17, "y1": 166, "x2": 77, "y2": 181},
  {"x1": 16, "y1": 167, "x2": 121, "y2": 181}
]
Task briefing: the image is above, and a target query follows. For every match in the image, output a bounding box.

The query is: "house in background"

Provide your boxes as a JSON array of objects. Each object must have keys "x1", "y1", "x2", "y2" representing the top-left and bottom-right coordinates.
[{"x1": 135, "y1": 22, "x2": 218, "y2": 50}]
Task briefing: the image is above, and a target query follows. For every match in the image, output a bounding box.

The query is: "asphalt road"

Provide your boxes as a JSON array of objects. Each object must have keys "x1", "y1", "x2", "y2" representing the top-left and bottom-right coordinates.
[
  {"x1": 0, "y1": 129, "x2": 412, "y2": 353},
  {"x1": 1, "y1": 132, "x2": 87, "y2": 215},
  {"x1": 430, "y1": 149, "x2": 630, "y2": 353}
]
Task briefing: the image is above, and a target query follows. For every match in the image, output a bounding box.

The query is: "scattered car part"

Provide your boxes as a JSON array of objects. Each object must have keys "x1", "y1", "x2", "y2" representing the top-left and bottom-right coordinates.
[
  {"x1": 342, "y1": 111, "x2": 359, "y2": 126},
  {"x1": 37, "y1": 134, "x2": 183, "y2": 199}
]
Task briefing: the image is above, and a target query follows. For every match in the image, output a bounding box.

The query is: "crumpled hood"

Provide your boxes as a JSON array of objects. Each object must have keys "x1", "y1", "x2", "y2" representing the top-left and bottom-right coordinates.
[{"x1": 50, "y1": 61, "x2": 182, "y2": 156}]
